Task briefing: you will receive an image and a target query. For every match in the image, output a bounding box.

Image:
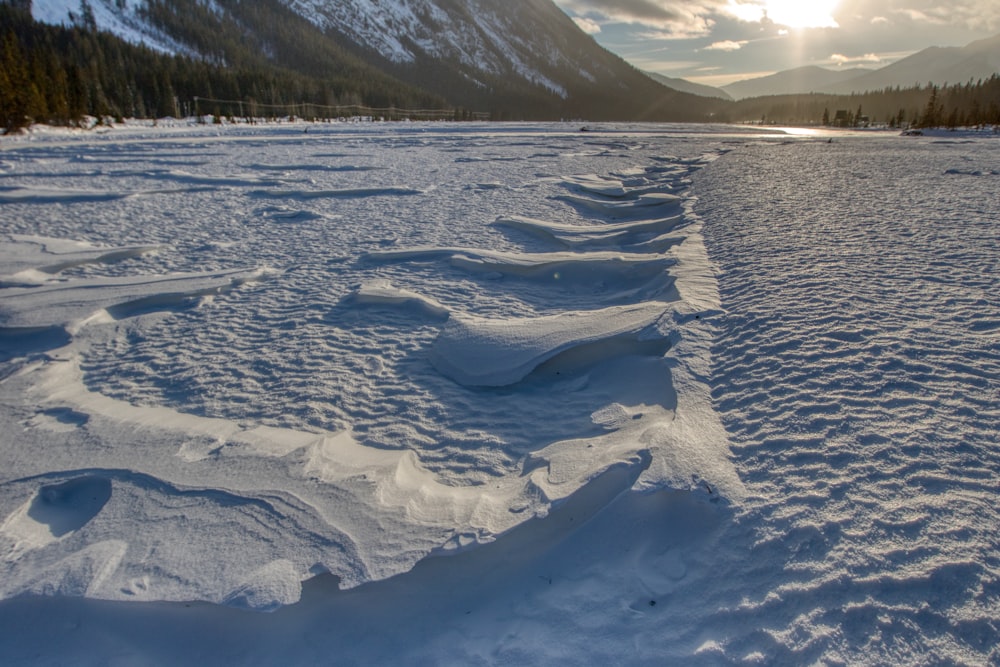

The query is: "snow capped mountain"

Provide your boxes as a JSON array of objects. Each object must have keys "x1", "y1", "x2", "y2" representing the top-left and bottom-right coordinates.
[
  {"x1": 25, "y1": 0, "x2": 716, "y2": 120},
  {"x1": 30, "y1": 0, "x2": 188, "y2": 54},
  {"x1": 283, "y1": 0, "x2": 580, "y2": 96}
]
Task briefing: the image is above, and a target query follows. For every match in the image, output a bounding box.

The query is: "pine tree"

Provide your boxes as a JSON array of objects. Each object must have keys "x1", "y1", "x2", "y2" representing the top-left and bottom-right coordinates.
[
  {"x1": 0, "y1": 32, "x2": 31, "y2": 132},
  {"x1": 919, "y1": 85, "x2": 939, "y2": 128}
]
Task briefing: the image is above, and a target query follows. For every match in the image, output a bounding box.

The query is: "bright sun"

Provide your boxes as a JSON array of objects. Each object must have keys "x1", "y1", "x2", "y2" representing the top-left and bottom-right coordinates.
[{"x1": 762, "y1": 0, "x2": 840, "y2": 29}]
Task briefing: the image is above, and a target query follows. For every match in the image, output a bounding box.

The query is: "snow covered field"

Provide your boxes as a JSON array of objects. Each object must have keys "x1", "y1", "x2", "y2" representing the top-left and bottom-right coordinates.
[{"x1": 0, "y1": 122, "x2": 997, "y2": 664}]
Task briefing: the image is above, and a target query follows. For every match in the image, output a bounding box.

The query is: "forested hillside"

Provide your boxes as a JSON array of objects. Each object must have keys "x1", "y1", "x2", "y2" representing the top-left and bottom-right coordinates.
[
  {"x1": 0, "y1": 1, "x2": 447, "y2": 132},
  {"x1": 1, "y1": 0, "x2": 725, "y2": 130}
]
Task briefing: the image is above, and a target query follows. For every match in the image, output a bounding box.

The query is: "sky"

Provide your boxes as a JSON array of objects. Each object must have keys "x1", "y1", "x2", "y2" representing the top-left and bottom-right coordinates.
[{"x1": 552, "y1": 0, "x2": 1000, "y2": 88}]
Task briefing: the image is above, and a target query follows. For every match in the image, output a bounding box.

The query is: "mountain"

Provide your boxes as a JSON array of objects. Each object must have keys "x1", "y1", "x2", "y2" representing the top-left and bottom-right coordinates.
[
  {"x1": 723, "y1": 33, "x2": 1000, "y2": 99},
  {"x1": 722, "y1": 66, "x2": 871, "y2": 100},
  {"x1": 823, "y1": 33, "x2": 1000, "y2": 94},
  {"x1": 645, "y1": 72, "x2": 732, "y2": 101},
  {"x1": 24, "y1": 0, "x2": 721, "y2": 121}
]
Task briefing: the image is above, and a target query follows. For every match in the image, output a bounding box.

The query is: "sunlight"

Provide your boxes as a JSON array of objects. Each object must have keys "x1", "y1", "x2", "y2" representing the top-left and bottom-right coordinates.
[{"x1": 763, "y1": 0, "x2": 840, "y2": 29}]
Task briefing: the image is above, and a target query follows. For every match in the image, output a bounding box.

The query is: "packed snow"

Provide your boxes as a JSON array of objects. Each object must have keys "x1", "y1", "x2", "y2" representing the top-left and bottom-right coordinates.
[{"x1": 0, "y1": 121, "x2": 997, "y2": 665}]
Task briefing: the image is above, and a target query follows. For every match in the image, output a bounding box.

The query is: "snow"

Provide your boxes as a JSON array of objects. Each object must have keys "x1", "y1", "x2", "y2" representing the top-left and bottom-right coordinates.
[
  {"x1": 427, "y1": 302, "x2": 674, "y2": 387},
  {"x1": 31, "y1": 0, "x2": 192, "y2": 54},
  {"x1": 0, "y1": 121, "x2": 998, "y2": 665}
]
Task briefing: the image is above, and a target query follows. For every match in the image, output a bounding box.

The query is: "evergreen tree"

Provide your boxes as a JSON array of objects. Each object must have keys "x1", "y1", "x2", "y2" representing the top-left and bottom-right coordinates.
[
  {"x1": 0, "y1": 32, "x2": 31, "y2": 132},
  {"x1": 919, "y1": 85, "x2": 939, "y2": 128}
]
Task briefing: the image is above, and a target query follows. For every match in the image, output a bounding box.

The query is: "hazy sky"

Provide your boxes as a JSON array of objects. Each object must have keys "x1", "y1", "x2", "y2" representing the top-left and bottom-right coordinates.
[{"x1": 552, "y1": 0, "x2": 1000, "y2": 87}]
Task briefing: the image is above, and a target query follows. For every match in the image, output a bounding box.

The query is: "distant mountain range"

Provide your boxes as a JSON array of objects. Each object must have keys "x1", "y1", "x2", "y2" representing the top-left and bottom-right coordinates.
[
  {"x1": 721, "y1": 66, "x2": 871, "y2": 100},
  {"x1": 720, "y1": 33, "x2": 1000, "y2": 100},
  {"x1": 645, "y1": 72, "x2": 733, "y2": 101}
]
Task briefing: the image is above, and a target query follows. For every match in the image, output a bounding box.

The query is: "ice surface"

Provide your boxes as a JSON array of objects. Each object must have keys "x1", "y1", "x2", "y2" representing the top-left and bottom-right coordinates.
[{"x1": 0, "y1": 121, "x2": 997, "y2": 665}]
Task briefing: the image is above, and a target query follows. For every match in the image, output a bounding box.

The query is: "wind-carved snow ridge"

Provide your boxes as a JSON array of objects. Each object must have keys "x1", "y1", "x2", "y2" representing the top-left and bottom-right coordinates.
[
  {"x1": 357, "y1": 151, "x2": 743, "y2": 503},
  {"x1": 0, "y1": 127, "x2": 741, "y2": 613},
  {"x1": 0, "y1": 235, "x2": 163, "y2": 286},
  {"x1": 352, "y1": 279, "x2": 450, "y2": 320},
  {"x1": 492, "y1": 214, "x2": 688, "y2": 251},
  {"x1": 430, "y1": 302, "x2": 675, "y2": 387}
]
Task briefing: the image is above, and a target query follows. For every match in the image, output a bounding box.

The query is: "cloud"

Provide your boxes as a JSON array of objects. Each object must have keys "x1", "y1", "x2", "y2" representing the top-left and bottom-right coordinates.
[
  {"x1": 572, "y1": 16, "x2": 603, "y2": 34},
  {"x1": 705, "y1": 40, "x2": 747, "y2": 51},
  {"x1": 836, "y1": 0, "x2": 1000, "y2": 32},
  {"x1": 894, "y1": 8, "x2": 936, "y2": 23},
  {"x1": 634, "y1": 18, "x2": 716, "y2": 40},
  {"x1": 720, "y1": 0, "x2": 765, "y2": 23},
  {"x1": 554, "y1": 0, "x2": 729, "y2": 36},
  {"x1": 639, "y1": 59, "x2": 709, "y2": 72},
  {"x1": 557, "y1": 0, "x2": 1000, "y2": 36},
  {"x1": 555, "y1": 0, "x2": 1000, "y2": 88},
  {"x1": 555, "y1": 0, "x2": 689, "y2": 24},
  {"x1": 829, "y1": 52, "x2": 883, "y2": 65}
]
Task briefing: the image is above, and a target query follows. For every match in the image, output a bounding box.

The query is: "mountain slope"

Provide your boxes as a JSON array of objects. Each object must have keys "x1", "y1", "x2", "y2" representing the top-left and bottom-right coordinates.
[
  {"x1": 722, "y1": 66, "x2": 871, "y2": 100},
  {"x1": 26, "y1": 0, "x2": 722, "y2": 121},
  {"x1": 723, "y1": 34, "x2": 1000, "y2": 99},
  {"x1": 646, "y1": 72, "x2": 732, "y2": 101},
  {"x1": 824, "y1": 33, "x2": 1000, "y2": 94}
]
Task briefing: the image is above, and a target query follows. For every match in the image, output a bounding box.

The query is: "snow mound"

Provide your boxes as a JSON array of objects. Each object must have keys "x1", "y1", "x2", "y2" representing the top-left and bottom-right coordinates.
[
  {"x1": 352, "y1": 279, "x2": 450, "y2": 319},
  {"x1": 367, "y1": 245, "x2": 675, "y2": 285},
  {"x1": 430, "y1": 303, "x2": 673, "y2": 387},
  {"x1": 0, "y1": 267, "x2": 274, "y2": 333},
  {"x1": 557, "y1": 192, "x2": 684, "y2": 219},
  {"x1": 492, "y1": 214, "x2": 688, "y2": 249},
  {"x1": 0, "y1": 235, "x2": 161, "y2": 286}
]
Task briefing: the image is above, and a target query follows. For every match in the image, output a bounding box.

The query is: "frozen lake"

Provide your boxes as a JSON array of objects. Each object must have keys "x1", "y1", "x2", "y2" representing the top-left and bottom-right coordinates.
[{"x1": 0, "y1": 122, "x2": 997, "y2": 664}]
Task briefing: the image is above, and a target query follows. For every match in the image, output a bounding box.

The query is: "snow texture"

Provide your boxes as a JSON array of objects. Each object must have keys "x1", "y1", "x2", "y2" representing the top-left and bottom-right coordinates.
[{"x1": 0, "y1": 121, "x2": 997, "y2": 665}]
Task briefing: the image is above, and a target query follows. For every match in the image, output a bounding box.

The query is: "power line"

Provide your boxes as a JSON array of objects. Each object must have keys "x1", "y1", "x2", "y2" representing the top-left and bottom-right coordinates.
[{"x1": 191, "y1": 96, "x2": 490, "y2": 120}]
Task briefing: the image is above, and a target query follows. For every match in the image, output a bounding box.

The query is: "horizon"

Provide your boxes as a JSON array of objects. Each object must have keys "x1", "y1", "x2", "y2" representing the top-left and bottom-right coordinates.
[{"x1": 553, "y1": 0, "x2": 1000, "y2": 88}]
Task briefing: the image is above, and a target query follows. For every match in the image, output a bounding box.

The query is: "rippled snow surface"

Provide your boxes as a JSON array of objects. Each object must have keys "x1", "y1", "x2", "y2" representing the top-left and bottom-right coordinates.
[
  {"x1": 695, "y1": 136, "x2": 1000, "y2": 664},
  {"x1": 0, "y1": 124, "x2": 997, "y2": 664}
]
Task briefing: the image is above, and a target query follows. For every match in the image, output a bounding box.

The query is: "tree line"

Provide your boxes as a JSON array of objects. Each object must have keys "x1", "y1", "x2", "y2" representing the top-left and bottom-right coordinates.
[
  {"x1": 717, "y1": 76, "x2": 1000, "y2": 129},
  {"x1": 0, "y1": 1, "x2": 448, "y2": 133}
]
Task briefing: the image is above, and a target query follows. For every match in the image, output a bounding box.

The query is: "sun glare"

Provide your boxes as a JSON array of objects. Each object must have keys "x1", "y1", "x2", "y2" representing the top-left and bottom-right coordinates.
[{"x1": 763, "y1": 0, "x2": 840, "y2": 29}]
